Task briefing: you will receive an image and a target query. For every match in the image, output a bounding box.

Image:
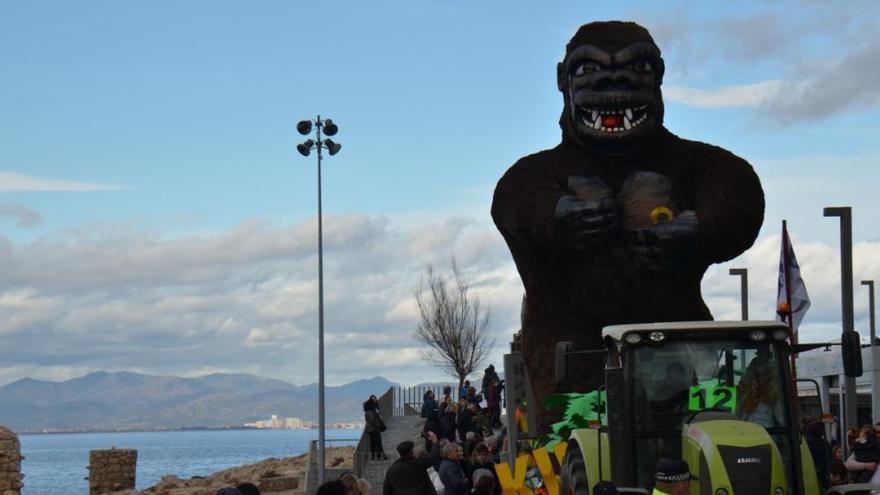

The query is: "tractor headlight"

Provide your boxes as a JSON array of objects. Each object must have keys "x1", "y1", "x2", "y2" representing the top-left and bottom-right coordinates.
[
  {"x1": 774, "y1": 487, "x2": 785, "y2": 495},
  {"x1": 624, "y1": 333, "x2": 643, "y2": 345},
  {"x1": 649, "y1": 331, "x2": 666, "y2": 342},
  {"x1": 715, "y1": 489, "x2": 729, "y2": 495},
  {"x1": 749, "y1": 330, "x2": 766, "y2": 341},
  {"x1": 772, "y1": 329, "x2": 788, "y2": 341}
]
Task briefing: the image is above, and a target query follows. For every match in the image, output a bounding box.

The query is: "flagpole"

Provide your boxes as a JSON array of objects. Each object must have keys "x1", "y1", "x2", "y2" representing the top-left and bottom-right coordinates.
[
  {"x1": 782, "y1": 221, "x2": 796, "y2": 345},
  {"x1": 781, "y1": 220, "x2": 801, "y2": 413}
]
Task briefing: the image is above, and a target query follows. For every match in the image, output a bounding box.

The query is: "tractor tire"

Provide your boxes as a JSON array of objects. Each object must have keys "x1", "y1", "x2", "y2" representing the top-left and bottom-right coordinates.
[{"x1": 560, "y1": 445, "x2": 590, "y2": 495}]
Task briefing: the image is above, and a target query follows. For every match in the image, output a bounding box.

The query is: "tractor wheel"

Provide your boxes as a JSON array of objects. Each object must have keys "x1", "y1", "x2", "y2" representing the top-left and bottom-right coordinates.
[{"x1": 560, "y1": 445, "x2": 590, "y2": 495}]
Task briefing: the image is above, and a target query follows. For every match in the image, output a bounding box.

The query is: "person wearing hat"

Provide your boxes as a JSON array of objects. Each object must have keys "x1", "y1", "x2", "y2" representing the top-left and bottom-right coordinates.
[
  {"x1": 652, "y1": 460, "x2": 690, "y2": 495},
  {"x1": 383, "y1": 440, "x2": 436, "y2": 495}
]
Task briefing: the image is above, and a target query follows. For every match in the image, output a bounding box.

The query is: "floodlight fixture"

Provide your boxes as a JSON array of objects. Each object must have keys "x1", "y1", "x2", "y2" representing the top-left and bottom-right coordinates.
[
  {"x1": 297, "y1": 120, "x2": 313, "y2": 135},
  {"x1": 324, "y1": 139, "x2": 341, "y2": 156},
  {"x1": 297, "y1": 139, "x2": 314, "y2": 157}
]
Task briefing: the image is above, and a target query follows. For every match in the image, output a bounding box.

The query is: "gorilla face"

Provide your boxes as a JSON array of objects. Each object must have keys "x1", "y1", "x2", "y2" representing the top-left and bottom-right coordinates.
[{"x1": 559, "y1": 40, "x2": 664, "y2": 148}]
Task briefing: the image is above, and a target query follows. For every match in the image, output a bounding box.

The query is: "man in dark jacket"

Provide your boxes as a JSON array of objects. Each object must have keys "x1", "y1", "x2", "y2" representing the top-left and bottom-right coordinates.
[{"x1": 383, "y1": 441, "x2": 436, "y2": 495}]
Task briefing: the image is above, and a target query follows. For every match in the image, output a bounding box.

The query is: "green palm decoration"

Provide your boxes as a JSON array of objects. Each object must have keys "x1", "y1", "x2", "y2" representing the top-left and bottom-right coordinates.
[{"x1": 542, "y1": 391, "x2": 606, "y2": 451}]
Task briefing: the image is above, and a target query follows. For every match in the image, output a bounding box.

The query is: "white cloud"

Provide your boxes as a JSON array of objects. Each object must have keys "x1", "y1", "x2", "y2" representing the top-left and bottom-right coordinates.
[
  {"x1": 3, "y1": 207, "x2": 877, "y2": 388},
  {"x1": 0, "y1": 204, "x2": 42, "y2": 228},
  {"x1": 0, "y1": 213, "x2": 523, "y2": 387},
  {"x1": 638, "y1": 3, "x2": 880, "y2": 122},
  {"x1": 0, "y1": 172, "x2": 127, "y2": 192},
  {"x1": 665, "y1": 80, "x2": 783, "y2": 108},
  {"x1": 705, "y1": 235, "x2": 880, "y2": 343}
]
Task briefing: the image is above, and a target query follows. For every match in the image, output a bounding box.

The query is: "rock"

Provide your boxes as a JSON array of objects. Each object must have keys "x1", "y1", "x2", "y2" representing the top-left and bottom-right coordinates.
[{"x1": 132, "y1": 446, "x2": 353, "y2": 495}]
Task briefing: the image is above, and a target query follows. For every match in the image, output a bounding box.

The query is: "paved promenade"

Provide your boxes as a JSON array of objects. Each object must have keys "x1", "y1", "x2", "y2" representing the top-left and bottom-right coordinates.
[{"x1": 361, "y1": 415, "x2": 426, "y2": 495}]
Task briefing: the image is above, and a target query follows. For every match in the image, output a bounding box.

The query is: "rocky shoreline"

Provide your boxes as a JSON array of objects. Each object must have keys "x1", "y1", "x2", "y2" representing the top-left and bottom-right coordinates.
[{"x1": 109, "y1": 446, "x2": 354, "y2": 495}]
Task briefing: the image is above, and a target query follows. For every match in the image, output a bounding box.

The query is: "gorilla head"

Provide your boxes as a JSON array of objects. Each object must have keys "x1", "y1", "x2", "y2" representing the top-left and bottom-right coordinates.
[{"x1": 558, "y1": 21, "x2": 665, "y2": 152}]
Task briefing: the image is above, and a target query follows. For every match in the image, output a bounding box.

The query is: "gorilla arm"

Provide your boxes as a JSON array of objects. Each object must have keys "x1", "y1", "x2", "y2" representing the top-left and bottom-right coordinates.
[
  {"x1": 692, "y1": 147, "x2": 765, "y2": 265},
  {"x1": 626, "y1": 143, "x2": 763, "y2": 270}
]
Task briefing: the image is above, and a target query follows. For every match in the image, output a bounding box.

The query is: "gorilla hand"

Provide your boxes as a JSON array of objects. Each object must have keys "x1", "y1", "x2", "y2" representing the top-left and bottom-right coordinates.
[
  {"x1": 629, "y1": 210, "x2": 699, "y2": 269},
  {"x1": 554, "y1": 194, "x2": 620, "y2": 249}
]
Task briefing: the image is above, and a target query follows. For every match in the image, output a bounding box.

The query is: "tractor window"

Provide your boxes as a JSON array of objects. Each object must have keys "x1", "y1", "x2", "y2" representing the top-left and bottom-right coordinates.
[{"x1": 630, "y1": 339, "x2": 788, "y2": 486}]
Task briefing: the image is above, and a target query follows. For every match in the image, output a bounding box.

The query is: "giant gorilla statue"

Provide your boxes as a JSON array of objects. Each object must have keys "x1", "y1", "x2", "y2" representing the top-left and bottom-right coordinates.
[{"x1": 491, "y1": 21, "x2": 764, "y2": 427}]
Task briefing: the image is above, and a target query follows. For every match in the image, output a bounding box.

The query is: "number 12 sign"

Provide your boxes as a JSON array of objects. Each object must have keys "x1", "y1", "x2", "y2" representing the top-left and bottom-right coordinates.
[{"x1": 688, "y1": 384, "x2": 736, "y2": 413}]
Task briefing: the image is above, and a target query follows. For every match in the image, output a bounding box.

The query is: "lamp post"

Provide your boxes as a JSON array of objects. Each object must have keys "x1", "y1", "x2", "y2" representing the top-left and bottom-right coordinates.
[
  {"x1": 728, "y1": 268, "x2": 749, "y2": 320},
  {"x1": 824, "y1": 206, "x2": 858, "y2": 449},
  {"x1": 297, "y1": 116, "x2": 341, "y2": 484},
  {"x1": 862, "y1": 280, "x2": 876, "y2": 346}
]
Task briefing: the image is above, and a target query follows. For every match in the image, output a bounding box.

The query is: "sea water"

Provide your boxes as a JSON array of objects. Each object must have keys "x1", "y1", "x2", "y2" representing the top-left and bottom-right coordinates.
[{"x1": 19, "y1": 429, "x2": 359, "y2": 495}]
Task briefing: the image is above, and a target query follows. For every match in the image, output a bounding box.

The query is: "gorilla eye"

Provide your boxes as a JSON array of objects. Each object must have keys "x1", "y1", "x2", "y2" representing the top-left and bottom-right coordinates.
[
  {"x1": 574, "y1": 62, "x2": 601, "y2": 76},
  {"x1": 632, "y1": 60, "x2": 653, "y2": 73}
]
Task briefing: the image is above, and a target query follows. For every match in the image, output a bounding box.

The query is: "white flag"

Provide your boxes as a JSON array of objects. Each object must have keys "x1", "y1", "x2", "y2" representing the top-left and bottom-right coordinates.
[{"x1": 776, "y1": 220, "x2": 810, "y2": 333}]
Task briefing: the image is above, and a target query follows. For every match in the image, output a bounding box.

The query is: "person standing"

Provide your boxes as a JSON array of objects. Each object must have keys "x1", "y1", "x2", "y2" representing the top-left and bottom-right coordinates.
[
  {"x1": 364, "y1": 397, "x2": 388, "y2": 460},
  {"x1": 804, "y1": 421, "x2": 829, "y2": 490},
  {"x1": 439, "y1": 443, "x2": 468, "y2": 495},
  {"x1": 383, "y1": 441, "x2": 436, "y2": 495},
  {"x1": 442, "y1": 385, "x2": 454, "y2": 406},
  {"x1": 422, "y1": 389, "x2": 439, "y2": 418},
  {"x1": 456, "y1": 399, "x2": 475, "y2": 440},
  {"x1": 459, "y1": 380, "x2": 470, "y2": 400},
  {"x1": 466, "y1": 443, "x2": 500, "y2": 495},
  {"x1": 440, "y1": 402, "x2": 458, "y2": 442},
  {"x1": 651, "y1": 460, "x2": 690, "y2": 495},
  {"x1": 423, "y1": 409, "x2": 442, "y2": 453},
  {"x1": 486, "y1": 379, "x2": 502, "y2": 429},
  {"x1": 482, "y1": 365, "x2": 498, "y2": 398}
]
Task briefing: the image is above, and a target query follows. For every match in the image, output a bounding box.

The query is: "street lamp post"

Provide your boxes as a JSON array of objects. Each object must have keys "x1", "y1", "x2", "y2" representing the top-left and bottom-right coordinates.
[
  {"x1": 728, "y1": 268, "x2": 749, "y2": 321},
  {"x1": 862, "y1": 280, "x2": 876, "y2": 346},
  {"x1": 824, "y1": 206, "x2": 858, "y2": 448},
  {"x1": 297, "y1": 116, "x2": 341, "y2": 485}
]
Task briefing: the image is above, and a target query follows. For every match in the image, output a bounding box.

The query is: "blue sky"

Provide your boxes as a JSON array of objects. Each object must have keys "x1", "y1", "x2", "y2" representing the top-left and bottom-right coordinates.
[{"x1": 1, "y1": 1, "x2": 879, "y2": 387}]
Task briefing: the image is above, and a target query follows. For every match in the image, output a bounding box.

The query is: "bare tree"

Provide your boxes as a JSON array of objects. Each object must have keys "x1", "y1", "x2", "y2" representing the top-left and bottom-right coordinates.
[{"x1": 415, "y1": 259, "x2": 494, "y2": 387}]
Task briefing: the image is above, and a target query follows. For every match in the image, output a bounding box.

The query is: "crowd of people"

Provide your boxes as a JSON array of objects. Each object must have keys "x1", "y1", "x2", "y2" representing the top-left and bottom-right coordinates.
[
  {"x1": 356, "y1": 365, "x2": 505, "y2": 495},
  {"x1": 382, "y1": 434, "x2": 503, "y2": 495},
  {"x1": 211, "y1": 383, "x2": 880, "y2": 495},
  {"x1": 806, "y1": 420, "x2": 880, "y2": 492}
]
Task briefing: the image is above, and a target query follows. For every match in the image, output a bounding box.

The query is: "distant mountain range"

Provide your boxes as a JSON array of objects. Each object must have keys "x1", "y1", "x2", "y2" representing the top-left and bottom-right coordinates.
[{"x1": 0, "y1": 371, "x2": 397, "y2": 432}]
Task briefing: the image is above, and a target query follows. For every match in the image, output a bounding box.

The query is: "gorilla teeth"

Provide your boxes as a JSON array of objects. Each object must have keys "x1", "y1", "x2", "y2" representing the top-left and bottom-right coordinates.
[{"x1": 580, "y1": 105, "x2": 649, "y2": 133}]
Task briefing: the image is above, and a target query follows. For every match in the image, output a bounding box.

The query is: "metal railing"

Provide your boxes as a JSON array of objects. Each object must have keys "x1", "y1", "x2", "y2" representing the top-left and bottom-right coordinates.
[{"x1": 392, "y1": 383, "x2": 458, "y2": 416}]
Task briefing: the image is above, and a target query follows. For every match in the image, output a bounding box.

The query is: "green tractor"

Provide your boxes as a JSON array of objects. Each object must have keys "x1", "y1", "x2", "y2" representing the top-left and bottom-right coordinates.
[{"x1": 547, "y1": 321, "x2": 821, "y2": 494}]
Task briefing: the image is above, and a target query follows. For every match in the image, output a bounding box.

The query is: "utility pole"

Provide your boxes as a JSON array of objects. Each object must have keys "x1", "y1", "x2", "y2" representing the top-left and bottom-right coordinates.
[
  {"x1": 862, "y1": 280, "x2": 876, "y2": 346},
  {"x1": 824, "y1": 207, "x2": 858, "y2": 450}
]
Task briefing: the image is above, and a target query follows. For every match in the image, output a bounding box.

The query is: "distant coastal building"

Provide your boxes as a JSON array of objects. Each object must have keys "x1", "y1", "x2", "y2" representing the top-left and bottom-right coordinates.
[
  {"x1": 244, "y1": 415, "x2": 364, "y2": 429},
  {"x1": 245, "y1": 414, "x2": 309, "y2": 429}
]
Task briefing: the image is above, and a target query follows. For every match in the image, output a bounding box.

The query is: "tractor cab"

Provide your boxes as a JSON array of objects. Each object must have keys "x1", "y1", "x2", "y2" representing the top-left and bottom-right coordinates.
[{"x1": 601, "y1": 321, "x2": 806, "y2": 493}]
